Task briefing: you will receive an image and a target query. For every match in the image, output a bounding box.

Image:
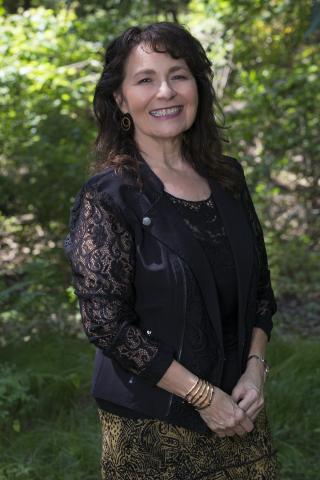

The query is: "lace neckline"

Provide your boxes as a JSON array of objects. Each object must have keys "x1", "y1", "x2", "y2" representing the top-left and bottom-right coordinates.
[{"x1": 164, "y1": 190, "x2": 213, "y2": 204}]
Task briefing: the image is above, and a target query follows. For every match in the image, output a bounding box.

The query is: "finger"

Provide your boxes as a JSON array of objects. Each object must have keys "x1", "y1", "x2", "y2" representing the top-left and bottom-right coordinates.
[
  {"x1": 238, "y1": 398, "x2": 254, "y2": 411},
  {"x1": 233, "y1": 407, "x2": 251, "y2": 436},
  {"x1": 215, "y1": 428, "x2": 235, "y2": 438},
  {"x1": 246, "y1": 396, "x2": 264, "y2": 418},
  {"x1": 240, "y1": 414, "x2": 254, "y2": 433},
  {"x1": 247, "y1": 403, "x2": 263, "y2": 421},
  {"x1": 233, "y1": 424, "x2": 247, "y2": 436},
  {"x1": 237, "y1": 390, "x2": 259, "y2": 412}
]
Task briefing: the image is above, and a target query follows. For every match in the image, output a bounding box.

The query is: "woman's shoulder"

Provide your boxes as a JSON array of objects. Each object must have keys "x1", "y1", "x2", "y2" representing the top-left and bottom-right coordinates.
[
  {"x1": 70, "y1": 166, "x2": 138, "y2": 230},
  {"x1": 222, "y1": 154, "x2": 245, "y2": 175},
  {"x1": 80, "y1": 166, "x2": 131, "y2": 194},
  {"x1": 65, "y1": 167, "x2": 134, "y2": 250},
  {"x1": 71, "y1": 167, "x2": 137, "y2": 214}
]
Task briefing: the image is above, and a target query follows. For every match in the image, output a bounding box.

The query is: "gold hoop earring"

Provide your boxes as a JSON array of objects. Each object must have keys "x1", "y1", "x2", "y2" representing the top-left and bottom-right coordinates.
[{"x1": 121, "y1": 114, "x2": 131, "y2": 131}]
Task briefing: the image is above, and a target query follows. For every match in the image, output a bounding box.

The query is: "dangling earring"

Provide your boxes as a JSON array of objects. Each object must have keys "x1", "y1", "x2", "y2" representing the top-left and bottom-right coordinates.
[{"x1": 121, "y1": 113, "x2": 131, "y2": 131}]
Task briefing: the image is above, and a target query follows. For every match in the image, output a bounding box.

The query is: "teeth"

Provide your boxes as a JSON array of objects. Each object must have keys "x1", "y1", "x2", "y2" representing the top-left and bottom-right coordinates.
[{"x1": 150, "y1": 107, "x2": 182, "y2": 117}]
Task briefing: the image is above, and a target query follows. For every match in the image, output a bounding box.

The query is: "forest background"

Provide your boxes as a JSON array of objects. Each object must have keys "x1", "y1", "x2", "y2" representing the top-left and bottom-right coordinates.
[{"x1": 0, "y1": 1, "x2": 319, "y2": 479}]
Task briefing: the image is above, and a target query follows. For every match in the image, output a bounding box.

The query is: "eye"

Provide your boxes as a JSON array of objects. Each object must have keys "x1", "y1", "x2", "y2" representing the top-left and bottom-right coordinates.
[
  {"x1": 173, "y1": 75, "x2": 187, "y2": 80},
  {"x1": 138, "y1": 78, "x2": 151, "y2": 84}
]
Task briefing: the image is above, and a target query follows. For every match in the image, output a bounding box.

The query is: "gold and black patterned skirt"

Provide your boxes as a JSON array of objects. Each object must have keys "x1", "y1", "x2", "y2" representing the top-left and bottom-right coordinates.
[{"x1": 98, "y1": 406, "x2": 279, "y2": 480}]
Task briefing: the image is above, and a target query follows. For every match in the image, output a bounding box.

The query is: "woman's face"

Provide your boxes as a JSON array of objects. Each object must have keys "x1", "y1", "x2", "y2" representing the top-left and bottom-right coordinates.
[{"x1": 114, "y1": 42, "x2": 198, "y2": 146}]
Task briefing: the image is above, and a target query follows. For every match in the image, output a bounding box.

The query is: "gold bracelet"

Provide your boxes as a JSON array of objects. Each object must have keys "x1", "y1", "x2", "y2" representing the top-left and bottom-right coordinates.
[
  {"x1": 185, "y1": 377, "x2": 200, "y2": 399},
  {"x1": 184, "y1": 377, "x2": 215, "y2": 410},
  {"x1": 186, "y1": 378, "x2": 206, "y2": 404},
  {"x1": 185, "y1": 378, "x2": 203, "y2": 404},
  {"x1": 195, "y1": 389, "x2": 214, "y2": 410},
  {"x1": 189, "y1": 379, "x2": 207, "y2": 406},
  {"x1": 193, "y1": 381, "x2": 210, "y2": 409},
  {"x1": 195, "y1": 384, "x2": 215, "y2": 410}
]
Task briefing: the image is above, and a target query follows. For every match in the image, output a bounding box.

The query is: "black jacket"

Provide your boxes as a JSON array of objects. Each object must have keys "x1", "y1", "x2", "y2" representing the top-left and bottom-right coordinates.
[{"x1": 64, "y1": 155, "x2": 277, "y2": 418}]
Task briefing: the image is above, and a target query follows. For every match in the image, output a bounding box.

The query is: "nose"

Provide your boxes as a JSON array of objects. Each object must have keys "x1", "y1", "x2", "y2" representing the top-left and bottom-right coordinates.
[{"x1": 156, "y1": 80, "x2": 176, "y2": 99}]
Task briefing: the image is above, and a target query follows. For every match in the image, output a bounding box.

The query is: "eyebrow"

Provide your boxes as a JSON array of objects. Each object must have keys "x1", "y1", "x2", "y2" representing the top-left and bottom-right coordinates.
[{"x1": 132, "y1": 65, "x2": 187, "y2": 78}]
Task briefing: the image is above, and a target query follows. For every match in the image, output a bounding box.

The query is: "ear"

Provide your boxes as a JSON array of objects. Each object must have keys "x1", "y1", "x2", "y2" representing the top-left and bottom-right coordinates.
[{"x1": 113, "y1": 91, "x2": 127, "y2": 114}]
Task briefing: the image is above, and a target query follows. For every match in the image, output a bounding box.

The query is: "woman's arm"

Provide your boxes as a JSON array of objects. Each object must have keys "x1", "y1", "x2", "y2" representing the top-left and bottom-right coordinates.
[
  {"x1": 231, "y1": 160, "x2": 277, "y2": 419},
  {"x1": 241, "y1": 170, "x2": 277, "y2": 340},
  {"x1": 248, "y1": 326, "x2": 268, "y2": 359},
  {"x1": 64, "y1": 181, "x2": 174, "y2": 385},
  {"x1": 232, "y1": 327, "x2": 268, "y2": 420}
]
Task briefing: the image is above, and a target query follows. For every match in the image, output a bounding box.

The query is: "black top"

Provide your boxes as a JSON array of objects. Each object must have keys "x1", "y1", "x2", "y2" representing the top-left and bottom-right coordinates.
[
  {"x1": 96, "y1": 190, "x2": 240, "y2": 433},
  {"x1": 163, "y1": 190, "x2": 238, "y2": 351}
]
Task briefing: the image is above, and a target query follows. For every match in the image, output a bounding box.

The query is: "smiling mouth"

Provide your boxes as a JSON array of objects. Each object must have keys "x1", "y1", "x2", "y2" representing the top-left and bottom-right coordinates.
[{"x1": 149, "y1": 106, "x2": 183, "y2": 117}]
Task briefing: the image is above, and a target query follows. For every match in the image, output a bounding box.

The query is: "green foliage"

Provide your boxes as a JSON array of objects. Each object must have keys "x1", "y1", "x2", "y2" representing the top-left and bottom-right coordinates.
[
  {"x1": 1, "y1": 7, "x2": 98, "y2": 223},
  {"x1": 269, "y1": 234, "x2": 320, "y2": 299},
  {"x1": 0, "y1": 5, "x2": 144, "y2": 341},
  {"x1": 0, "y1": 363, "x2": 36, "y2": 429},
  {"x1": 0, "y1": 6, "x2": 99, "y2": 342},
  {"x1": 0, "y1": 335, "x2": 98, "y2": 480},
  {"x1": 266, "y1": 336, "x2": 320, "y2": 480},
  {"x1": 0, "y1": 336, "x2": 92, "y2": 435}
]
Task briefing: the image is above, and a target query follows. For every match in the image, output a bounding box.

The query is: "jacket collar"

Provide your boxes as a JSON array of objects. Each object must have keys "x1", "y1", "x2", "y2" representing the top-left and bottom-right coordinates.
[{"x1": 136, "y1": 157, "x2": 254, "y2": 349}]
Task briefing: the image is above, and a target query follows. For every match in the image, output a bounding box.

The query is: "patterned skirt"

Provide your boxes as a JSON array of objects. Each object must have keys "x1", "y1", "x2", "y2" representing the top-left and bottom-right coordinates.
[{"x1": 98, "y1": 406, "x2": 279, "y2": 480}]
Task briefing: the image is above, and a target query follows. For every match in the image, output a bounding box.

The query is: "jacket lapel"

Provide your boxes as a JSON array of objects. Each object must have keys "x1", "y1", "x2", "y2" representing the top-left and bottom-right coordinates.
[{"x1": 135, "y1": 158, "x2": 254, "y2": 350}]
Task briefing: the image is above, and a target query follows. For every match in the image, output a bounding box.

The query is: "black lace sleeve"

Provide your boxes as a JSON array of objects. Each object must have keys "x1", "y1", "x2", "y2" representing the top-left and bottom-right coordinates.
[
  {"x1": 235, "y1": 161, "x2": 277, "y2": 340},
  {"x1": 64, "y1": 182, "x2": 174, "y2": 385}
]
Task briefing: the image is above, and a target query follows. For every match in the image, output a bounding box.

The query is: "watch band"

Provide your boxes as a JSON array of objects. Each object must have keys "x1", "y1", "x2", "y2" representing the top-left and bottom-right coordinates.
[{"x1": 247, "y1": 354, "x2": 270, "y2": 375}]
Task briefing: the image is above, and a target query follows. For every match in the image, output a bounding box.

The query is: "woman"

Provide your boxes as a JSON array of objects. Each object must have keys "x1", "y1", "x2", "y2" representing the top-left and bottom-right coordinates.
[{"x1": 64, "y1": 22, "x2": 278, "y2": 479}]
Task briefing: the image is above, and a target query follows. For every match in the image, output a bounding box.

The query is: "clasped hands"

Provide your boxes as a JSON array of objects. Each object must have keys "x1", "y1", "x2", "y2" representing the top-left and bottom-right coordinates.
[{"x1": 198, "y1": 359, "x2": 266, "y2": 438}]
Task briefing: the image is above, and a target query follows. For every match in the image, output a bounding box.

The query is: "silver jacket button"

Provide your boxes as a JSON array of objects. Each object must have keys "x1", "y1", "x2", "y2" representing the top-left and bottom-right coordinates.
[
  {"x1": 146, "y1": 330, "x2": 152, "y2": 335},
  {"x1": 142, "y1": 216, "x2": 152, "y2": 226}
]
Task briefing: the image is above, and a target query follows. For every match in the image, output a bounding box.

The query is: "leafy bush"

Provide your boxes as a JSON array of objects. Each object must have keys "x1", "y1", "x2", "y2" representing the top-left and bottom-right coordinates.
[
  {"x1": 0, "y1": 362, "x2": 85, "y2": 433},
  {"x1": 0, "y1": 363, "x2": 37, "y2": 431},
  {"x1": 269, "y1": 235, "x2": 320, "y2": 299}
]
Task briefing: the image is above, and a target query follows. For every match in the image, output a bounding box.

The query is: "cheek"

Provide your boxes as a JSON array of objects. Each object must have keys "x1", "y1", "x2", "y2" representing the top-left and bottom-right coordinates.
[
  {"x1": 132, "y1": 94, "x2": 152, "y2": 115},
  {"x1": 122, "y1": 86, "x2": 148, "y2": 114},
  {"x1": 188, "y1": 93, "x2": 198, "y2": 117},
  {"x1": 185, "y1": 85, "x2": 198, "y2": 110}
]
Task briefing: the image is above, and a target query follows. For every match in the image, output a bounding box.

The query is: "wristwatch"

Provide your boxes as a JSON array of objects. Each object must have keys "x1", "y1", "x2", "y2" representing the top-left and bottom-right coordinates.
[{"x1": 247, "y1": 354, "x2": 270, "y2": 375}]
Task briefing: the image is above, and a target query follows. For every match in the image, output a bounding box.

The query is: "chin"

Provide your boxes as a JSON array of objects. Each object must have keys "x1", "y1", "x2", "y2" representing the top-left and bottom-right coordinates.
[{"x1": 152, "y1": 126, "x2": 188, "y2": 138}]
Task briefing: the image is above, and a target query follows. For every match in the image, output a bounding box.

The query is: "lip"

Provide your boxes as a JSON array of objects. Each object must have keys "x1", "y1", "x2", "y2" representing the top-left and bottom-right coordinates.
[
  {"x1": 149, "y1": 106, "x2": 184, "y2": 121},
  {"x1": 149, "y1": 105, "x2": 183, "y2": 113}
]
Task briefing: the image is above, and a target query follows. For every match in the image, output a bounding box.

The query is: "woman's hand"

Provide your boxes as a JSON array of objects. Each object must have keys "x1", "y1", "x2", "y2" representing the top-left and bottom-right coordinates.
[
  {"x1": 231, "y1": 358, "x2": 266, "y2": 422},
  {"x1": 198, "y1": 386, "x2": 254, "y2": 438}
]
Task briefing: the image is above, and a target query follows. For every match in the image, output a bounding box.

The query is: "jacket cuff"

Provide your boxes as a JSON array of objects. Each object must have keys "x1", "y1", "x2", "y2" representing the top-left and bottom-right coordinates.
[
  {"x1": 139, "y1": 343, "x2": 175, "y2": 386},
  {"x1": 253, "y1": 315, "x2": 274, "y2": 341}
]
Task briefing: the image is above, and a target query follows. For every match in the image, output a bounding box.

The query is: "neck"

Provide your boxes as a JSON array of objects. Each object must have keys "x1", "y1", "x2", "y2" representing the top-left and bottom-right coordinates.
[{"x1": 135, "y1": 133, "x2": 186, "y2": 171}]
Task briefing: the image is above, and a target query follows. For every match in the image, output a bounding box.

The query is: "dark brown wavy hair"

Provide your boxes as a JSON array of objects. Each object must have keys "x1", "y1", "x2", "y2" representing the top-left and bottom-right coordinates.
[{"x1": 93, "y1": 21, "x2": 243, "y2": 194}]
